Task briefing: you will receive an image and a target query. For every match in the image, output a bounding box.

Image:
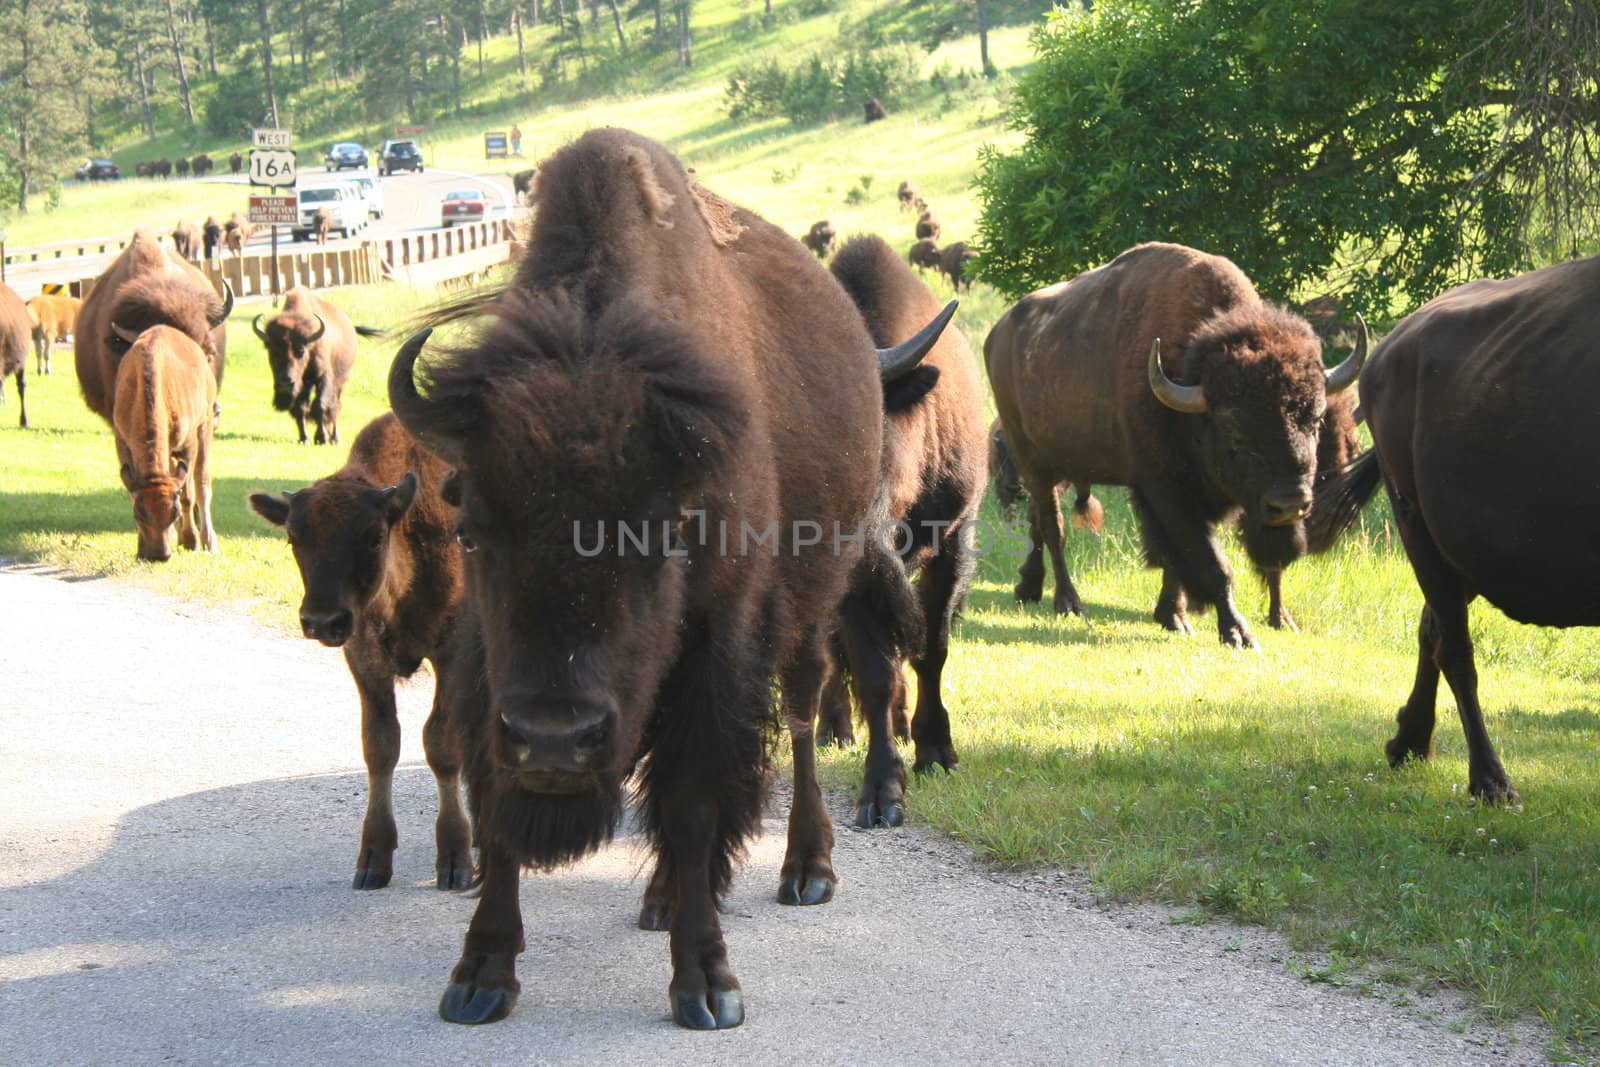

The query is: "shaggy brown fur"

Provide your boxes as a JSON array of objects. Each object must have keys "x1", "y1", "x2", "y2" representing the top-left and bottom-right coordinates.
[
  {"x1": 939, "y1": 240, "x2": 979, "y2": 291},
  {"x1": 249, "y1": 413, "x2": 472, "y2": 890},
  {"x1": 897, "y1": 180, "x2": 919, "y2": 212},
  {"x1": 223, "y1": 213, "x2": 252, "y2": 257},
  {"x1": 202, "y1": 217, "x2": 223, "y2": 261},
  {"x1": 0, "y1": 283, "x2": 31, "y2": 428},
  {"x1": 800, "y1": 220, "x2": 837, "y2": 259},
  {"x1": 985, "y1": 242, "x2": 1363, "y2": 648},
  {"x1": 864, "y1": 97, "x2": 887, "y2": 122},
  {"x1": 171, "y1": 219, "x2": 202, "y2": 260},
  {"x1": 908, "y1": 238, "x2": 941, "y2": 272},
  {"x1": 75, "y1": 231, "x2": 230, "y2": 427},
  {"x1": 312, "y1": 208, "x2": 333, "y2": 245},
  {"x1": 111, "y1": 325, "x2": 217, "y2": 560},
  {"x1": 915, "y1": 209, "x2": 940, "y2": 241},
  {"x1": 252, "y1": 285, "x2": 361, "y2": 445}
]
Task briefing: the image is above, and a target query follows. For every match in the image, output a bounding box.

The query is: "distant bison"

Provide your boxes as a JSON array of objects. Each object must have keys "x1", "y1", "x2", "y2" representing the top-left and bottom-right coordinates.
[
  {"x1": 153, "y1": 158, "x2": 172, "y2": 179},
  {"x1": 223, "y1": 213, "x2": 252, "y2": 257},
  {"x1": 512, "y1": 168, "x2": 537, "y2": 204},
  {"x1": 312, "y1": 207, "x2": 333, "y2": 246},
  {"x1": 938, "y1": 241, "x2": 977, "y2": 291},
  {"x1": 800, "y1": 220, "x2": 836, "y2": 259},
  {"x1": 111, "y1": 324, "x2": 218, "y2": 560},
  {"x1": 908, "y1": 238, "x2": 941, "y2": 272},
  {"x1": 864, "y1": 97, "x2": 887, "y2": 122},
  {"x1": 26, "y1": 294, "x2": 81, "y2": 375},
  {"x1": 191, "y1": 153, "x2": 213, "y2": 178},
  {"x1": 253, "y1": 286, "x2": 375, "y2": 444},
  {"x1": 1, "y1": 283, "x2": 31, "y2": 428},
  {"x1": 985, "y1": 242, "x2": 1365, "y2": 648},
  {"x1": 915, "y1": 209, "x2": 940, "y2": 242},
  {"x1": 229, "y1": 151, "x2": 243, "y2": 175},
  {"x1": 175, "y1": 157, "x2": 191, "y2": 178},
  {"x1": 172, "y1": 219, "x2": 202, "y2": 260},
  {"x1": 897, "y1": 180, "x2": 919, "y2": 212},
  {"x1": 202, "y1": 216, "x2": 223, "y2": 261},
  {"x1": 249, "y1": 413, "x2": 472, "y2": 890}
]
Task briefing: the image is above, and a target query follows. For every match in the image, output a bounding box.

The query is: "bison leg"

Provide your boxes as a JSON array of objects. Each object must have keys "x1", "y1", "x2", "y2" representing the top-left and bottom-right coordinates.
[
  {"x1": 424, "y1": 658, "x2": 473, "y2": 890},
  {"x1": 193, "y1": 427, "x2": 218, "y2": 552},
  {"x1": 11, "y1": 367, "x2": 26, "y2": 430},
  {"x1": 637, "y1": 858, "x2": 675, "y2": 931},
  {"x1": 320, "y1": 389, "x2": 341, "y2": 446},
  {"x1": 1033, "y1": 479, "x2": 1085, "y2": 616},
  {"x1": 1385, "y1": 488, "x2": 1518, "y2": 803},
  {"x1": 910, "y1": 531, "x2": 974, "y2": 774},
  {"x1": 1261, "y1": 566, "x2": 1297, "y2": 631},
  {"x1": 347, "y1": 650, "x2": 402, "y2": 889},
  {"x1": 815, "y1": 648, "x2": 855, "y2": 747},
  {"x1": 839, "y1": 592, "x2": 907, "y2": 829},
  {"x1": 778, "y1": 630, "x2": 838, "y2": 907},
  {"x1": 1013, "y1": 494, "x2": 1047, "y2": 603},
  {"x1": 439, "y1": 841, "x2": 524, "y2": 1025},
  {"x1": 291, "y1": 399, "x2": 310, "y2": 445},
  {"x1": 312, "y1": 384, "x2": 330, "y2": 446},
  {"x1": 1132, "y1": 485, "x2": 1255, "y2": 649},
  {"x1": 1152, "y1": 568, "x2": 1194, "y2": 634}
]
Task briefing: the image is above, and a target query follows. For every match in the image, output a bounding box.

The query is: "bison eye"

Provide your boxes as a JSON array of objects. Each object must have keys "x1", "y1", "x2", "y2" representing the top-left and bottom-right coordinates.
[{"x1": 455, "y1": 527, "x2": 478, "y2": 553}]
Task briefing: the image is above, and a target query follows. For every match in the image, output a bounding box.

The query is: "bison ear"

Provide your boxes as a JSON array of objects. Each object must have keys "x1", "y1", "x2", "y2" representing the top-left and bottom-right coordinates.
[
  {"x1": 248, "y1": 491, "x2": 292, "y2": 527},
  {"x1": 383, "y1": 473, "x2": 420, "y2": 524},
  {"x1": 440, "y1": 470, "x2": 462, "y2": 508}
]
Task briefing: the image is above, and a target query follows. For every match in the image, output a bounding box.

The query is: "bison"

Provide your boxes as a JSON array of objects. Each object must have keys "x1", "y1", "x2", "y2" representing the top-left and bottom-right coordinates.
[
  {"x1": 249, "y1": 413, "x2": 473, "y2": 889},
  {"x1": 191, "y1": 153, "x2": 213, "y2": 178},
  {"x1": 1309, "y1": 254, "x2": 1600, "y2": 803},
  {"x1": 153, "y1": 158, "x2": 172, "y2": 179},
  {"x1": 821, "y1": 235, "x2": 985, "y2": 827},
  {"x1": 110, "y1": 324, "x2": 218, "y2": 561},
  {"x1": 0, "y1": 283, "x2": 30, "y2": 428},
  {"x1": 915, "y1": 209, "x2": 940, "y2": 242},
  {"x1": 908, "y1": 238, "x2": 942, "y2": 272},
  {"x1": 202, "y1": 216, "x2": 223, "y2": 261},
  {"x1": 385, "y1": 128, "x2": 949, "y2": 1030},
  {"x1": 897, "y1": 180, "x2": 919, "y2": 212},
  {"x1": 864, "y1": 97, "x2": 887, "y2": 122},
  {"x1": 229, "y1": 151, "x2": 243, "y2": 175},
  {"x1": 26, "y1": 293, "x2": 81, "y2": 375},
  {"x1": 172, "y1": 219, "x2": 202, "y2": 261},
  {"x1": 800, "y1": 220, "x2": 836, "y2": 259},
  {"x1": 985, "y1": 242, "x2": 1365, "y2": 648},
  {"x1": 512, "y1": 167, "x2": 537, "y2": 204},
  {"x1": 175, "y1": 157, "x2": 191, "y2": 178},
  {"x1": 939, "y1": 240, "x2": 978, "y2": 292},
  {"x1": 75, "y1": 230, "x2": 231, "y2": 429},
  {"x1": 312, "y1": 207, "x2": 333, "y2": 246},
  {"x1": 223, "y1": 213, "x2": 252, "y2": 257},
  {"x1": 252, "y1": 286, "x2": 374, "y2": 445}
]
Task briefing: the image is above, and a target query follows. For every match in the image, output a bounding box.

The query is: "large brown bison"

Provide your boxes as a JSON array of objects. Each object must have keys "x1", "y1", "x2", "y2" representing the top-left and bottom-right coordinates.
[
  {"x1": 26, "y1": 293, "x2": 81, "y2": 375},
  {"x1": 249, "y1": 413, "x2": 472, "y2": 888},
  {"x1": 175, "y1": 157, "x2": 191, "y2": 178},
  {"x1": 252, "y1": 286, "x2": 374, "y2": 445},
  {"x1": 202, "y1": 217, "x2": 223, "y2": 261},
  {"x1": 985, "y1": 242, "x2": 1365, "y2": 648},
  {"x1": 386, "y1": 128, "x2": 949, "y2": 1030},
  {"x1": 939, "y1": 240, "x2": 978, "y2": 292},
  {"x1": 512, "y1": 167, "x2": 537, "y2": 204},
  {"x1": 822, "y1": 235, "x2": 985, "y2": 827},
  {"x1": 0, "y1": 283, "x2": 30, "y2": 428},
  {"x1": 1310, "y1": 254, "x2": 1600, "y2": 803},
  {"x1": 800, "y1": 219, "x2": 836, "y2": 259},
  {"x1": 191, "y1": 153, "x2": 213, "y2": 177},
  {"x1": 908, "y1": 238, "x2": 941, "y2": 272},
  {"x1": 223, "y1": 213, "x2": 252, "y2": 257},
  {"x1": 111, "y1": 325, "x2": 217, "y2": 561},
  {"x1": 311, "y1": 207, "x2": 333, "y2": 246},
  {"x1": 172, "y1": 219, "x2": 202, "y2": 261},
  {"x1": 75, "y1": 231, "x2": 232, "y2": 428},
  {"x1": 229, "y1": 151, "x2": 243, "y2": 175}
]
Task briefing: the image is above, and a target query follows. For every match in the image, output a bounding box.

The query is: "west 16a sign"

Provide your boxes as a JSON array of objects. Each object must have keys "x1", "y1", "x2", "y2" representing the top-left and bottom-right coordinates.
[{"x1": 249, "y1": 149, "x2": 297, "y2": 188}]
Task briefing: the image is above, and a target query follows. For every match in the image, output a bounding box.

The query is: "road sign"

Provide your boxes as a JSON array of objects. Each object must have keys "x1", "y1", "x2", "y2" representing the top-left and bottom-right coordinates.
[
  {"x1": 484, "y1": 132, "x2": 508, "y2": 158},
  {"x1": 253, "y1": 128, "x2": 292, "y2": 149},
  {"x1": 249, "y1": 195, "x2": 298, "y2": 226},
  {"x1": 249, "y1": 149, "x2": 297, "y2": 188}
]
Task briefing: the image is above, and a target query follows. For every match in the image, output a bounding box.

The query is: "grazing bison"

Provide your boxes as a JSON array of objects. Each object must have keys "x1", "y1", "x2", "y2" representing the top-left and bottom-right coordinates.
[
  {"x1": 191, "y1": 153, "x2": 213, "y2": 177},
  {"x1": 26, "y1": 294, "x2": 81, "y2": 375},
  {"x1": 1310, "y1": 254, "x2": 1600, "y2": 803},
  {"x1": 252, "y1": 286, "x2": 373, "y2": 445},
  {"x1": 939, "y1": 241, "x2": 978, "y2": 291},
  {"x1": 908, "y1": 238, "x2": 942, "y2": 272},
  {"x1": 915, "y1": 209, "x2": 940, "y2": 242},
  {"x1": 822, "y1": 235, "x2": 984, "y2": 827},
  {"x1": 202, "y1": 216, "x2": 224, "y2": 261},
  {"x1": 223, "y1": 213, "x2": 252, "y2": 257},
  {"x1": 249, "y1": 413, "x2": 472, "y2": 889},
  {"x1": 800, "y1": 220, "x2": 836, "y2": 259},
  {"x1": 512, "y1": 167, "x2": 537, "y2": 204},
  {"x1": 864, "y1": 97, "x2": 887, "y2": 122},
  {"x1": 175, "y1": 157, "x2": 191, "y2": 178},
  {"x1": 987, "y1": 418, "x2": 1026, "y2": 515},
  {"x1": 110, "y1": 324, "x2": 218, "y2": 561},
  {"x1": 0, "y1": 283, "x2": 30, "y2": 428},
  {"x1": 172, "y1": 218, "x2": 202, "y2": 260},
  {"x1": 897, "y1": 180, "x2": 919, "y2": 212},
  {"x1": 75, "y1": 230, "x2": 232, "y2": 429},
  {"x1": 229, "y1": 151, "x2": 243, "y2": 175},
  {"x1": 386, "y1": 128, "x2": 949, "y2": 1029},
  {"x1": 985, "y1": 242, "x2": 1365, "y2": 648}
]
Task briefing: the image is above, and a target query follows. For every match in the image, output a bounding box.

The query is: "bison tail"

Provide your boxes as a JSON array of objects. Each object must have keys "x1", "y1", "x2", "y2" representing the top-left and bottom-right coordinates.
[
  {"x1": 1306, "y1": 448, "x2": 1382, "y2": 554},
  {"x1": 1071, "y1": 486, "x2": 1103, "y2": 533},
  {"x1": 354, "y1": 325, "x2": 386, "y2": 338}
]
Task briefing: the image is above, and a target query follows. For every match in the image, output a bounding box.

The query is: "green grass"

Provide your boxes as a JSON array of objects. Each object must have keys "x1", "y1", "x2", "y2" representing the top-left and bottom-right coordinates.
[{"x1": 1, "y1": 179, "x2": 253, "y2": 249}]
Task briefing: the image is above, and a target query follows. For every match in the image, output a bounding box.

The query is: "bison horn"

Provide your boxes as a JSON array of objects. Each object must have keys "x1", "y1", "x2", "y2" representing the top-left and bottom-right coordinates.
[
  {"x1": 110, "y1": 321, "x2": 142, "y2": 346},
  {"x1": 252, "y1": 313, "x2": 269, "y2": 342},
  {"x1": 1147, "y1": 338, "x2": 1207, "y2": 414},
  {"x1": 1323, "y1": 313, "x2": 1368, "y2": 396},
  {"x1": 209, "y1": 280, "x2": 235, "y2": 328},
  {"x1": 877, "y1": 299, "x2": 958, "y2": 382},
  {"x1": 308, "y1": 314, "x2": 327, "y2": 344},
  {"x1": 387, "y1": 328, "x2": 465, "y2": 466}
]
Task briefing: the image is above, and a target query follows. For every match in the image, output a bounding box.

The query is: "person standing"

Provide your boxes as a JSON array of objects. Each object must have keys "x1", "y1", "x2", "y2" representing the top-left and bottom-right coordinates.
[{"x1": 510, "y1": 124, "x2": 523, "y2": 156}]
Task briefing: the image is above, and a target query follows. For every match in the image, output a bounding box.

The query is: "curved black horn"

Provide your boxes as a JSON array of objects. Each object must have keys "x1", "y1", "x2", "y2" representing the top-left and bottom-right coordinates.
[
  {"x1": 307, "y1": 314, "x2": 327, "y2": 344},
  {"x1": 251, "y1": 313, "x2": 269, "y2": 342},
  {"x1": 1147, "y1": 338, "x2": 1207, "y2": 414},
  {"x1": 386, "y1": 328, "x2": 465, "y2": 466},
  {"x1": 110, "y1": 321, "x2": 142, "y2": 346},
  {"x1": 1324, "y1": 313, "x2": 1368, "y2": 395},
  {"x1": 878, "y1": 299, "x2": 958, "y2": 383},
  {"x1": 209, "y1": 280, "x2": 235, "y2": 327}
]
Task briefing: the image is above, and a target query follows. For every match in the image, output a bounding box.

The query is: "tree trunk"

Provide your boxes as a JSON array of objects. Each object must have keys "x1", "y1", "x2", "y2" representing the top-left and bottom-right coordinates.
[
  {"x1": 675, "y1": 0, "x2": 691, "y2": 67},
  {"x1": 337, "y1": 0, "x2": 350, "y2": 76},
  {"x1": 976, "y1": 0, "x2": 990, "y2": 75},
  {"x1": 163, "y1": 0, "x2": 195, "y2": 122},
  {"x1": 530, "y1": 0, "x2": 539, "y2": 27},
  {"x1": 17, "y1": 0, "x2": 32, "y2": 213},
  {"x1": 477, "y1": 0, "x2": 487, "y2": 76},
  {"x1": 134, "y1": 34, "x2": 156, "y2": 139},
  {"x1": 256, "y1": 0, "x2": 280, "y2": 127},
  {"x1": 514, "y1": 9, "x2": 527, "y2": 78},
  {"x1": 764, "y1": 0, "x2": 770, "y2": 15},
  {"x1": 588, "y1": 0, "x2": 599, "y2": 32},
  {"x1": 555, "y1": 0, "x2": 566, "y2": 39},
  {"x1": 606, "y1": 0, "x2": 626, "y2": 53},
  {"x1": 203, "y1": 10, "x2": 218, "y2": 76},
  {"x1": 301, "y1": 0, "x2": 315, "y2": 88},
  {"x1": 653, "y1": 0, "x2": 663, "y2": 48}
]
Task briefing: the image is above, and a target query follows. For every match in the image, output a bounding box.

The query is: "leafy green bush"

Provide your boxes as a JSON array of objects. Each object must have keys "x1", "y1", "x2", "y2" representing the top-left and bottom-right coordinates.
[
  {"x1": 725, "y1": 43, "x2": 919, "y2": 125},
  {"x1": 204, "y1": 62, "x2": 270, "y2": 139}
]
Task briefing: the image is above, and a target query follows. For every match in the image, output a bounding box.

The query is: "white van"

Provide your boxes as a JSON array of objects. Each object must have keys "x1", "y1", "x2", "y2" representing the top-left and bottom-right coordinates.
[
  {"x1": 293, "y1": 183, "x2": 367, "y2": 240},
  {"x1": 336, "y1": 172, "x2": 384, "y2": 219}
]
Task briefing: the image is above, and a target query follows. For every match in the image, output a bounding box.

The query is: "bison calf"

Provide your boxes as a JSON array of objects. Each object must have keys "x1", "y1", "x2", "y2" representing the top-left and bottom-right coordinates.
[
  {"x1": 26, "y1": 293, "x2": 81, "y2": 375},
  {"x1": 250, "y1": 413, "x2": 472, "y2": 889},
  {"x1": 111, "y1": 325, "x2": 218, "y2": 560}
]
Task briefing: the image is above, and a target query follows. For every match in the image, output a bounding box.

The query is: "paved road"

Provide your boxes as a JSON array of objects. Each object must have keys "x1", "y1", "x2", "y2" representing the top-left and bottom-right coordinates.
[{"x1": 0, "y1": 564, "x2": 1553, "y2": 1065}]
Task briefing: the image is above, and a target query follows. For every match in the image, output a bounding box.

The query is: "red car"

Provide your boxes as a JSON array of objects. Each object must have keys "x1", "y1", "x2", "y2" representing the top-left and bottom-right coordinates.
[{"x1": 441, "y1": 189, "x2": 487, "y2": 227}]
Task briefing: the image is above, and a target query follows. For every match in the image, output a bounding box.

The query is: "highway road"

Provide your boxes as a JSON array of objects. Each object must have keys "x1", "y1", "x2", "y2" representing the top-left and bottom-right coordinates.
[{"x1": 1, "y1": 167, "x2": 519, "y2": 300}]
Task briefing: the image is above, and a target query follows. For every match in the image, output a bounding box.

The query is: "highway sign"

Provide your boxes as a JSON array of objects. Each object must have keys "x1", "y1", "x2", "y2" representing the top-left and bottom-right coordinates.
[
  {"x1": 249, "y1": 149, "x2": 297, "y2": 188},
  {"x1": 253, "y1": 128, "x2": 292, "y2": 149},
  {"x1": 249, "y1": 195, "x2": 298, "y2": 226}
]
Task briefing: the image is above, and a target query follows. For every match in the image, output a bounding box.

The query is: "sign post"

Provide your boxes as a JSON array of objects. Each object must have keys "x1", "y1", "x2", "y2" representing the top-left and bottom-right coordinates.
[{"x1": 250, "y1": 128, "x2": 296, "y2": 302}]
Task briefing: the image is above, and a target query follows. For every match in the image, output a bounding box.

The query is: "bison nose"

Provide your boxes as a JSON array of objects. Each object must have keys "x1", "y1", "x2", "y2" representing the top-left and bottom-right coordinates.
[
  {"x1": 1261, "y1": 487, "x2": 1314, "y2": 527},
  {"x1": 499, "y1": 696, "x2": 615, "y2": 775},
  {"x1": 272, "y1": 393, "x2": 294, "y2": 411},
  {"x1": 301, "y1": 608, "x2": 354, "y2": 646}
]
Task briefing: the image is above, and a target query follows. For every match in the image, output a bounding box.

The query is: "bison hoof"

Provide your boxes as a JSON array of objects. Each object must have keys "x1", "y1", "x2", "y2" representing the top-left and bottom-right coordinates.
[
  {"x1": 1268, "y1": 609, "x2": 1299, "y2": 632},
  {"x1": 913, "y1": 750, "x2": 959, "y2": 775},
  {"x1": 439, "y1": 981, "x2": 518, "y2": 1025},
  {"x1": 1384, "y1": 732, "x2": 1429, "y2": 769},
  {"x1": 855, "y1": 803, "x2": 904, "y2": 829},
  {"x1": 1052, "y1": 594, "x2": 1085, "y2": 617},
  {"x1": 816, "y1": 725, "x2": 854, "y2": 748},
  {"x1": 673, "y1": 988, "x2": 744, "y2": 1030},
  {"x1": 352, "y1": 867, "x2": 392, "y2": 890},
  {"x1": 1469, "y1": 776, "x2": 1521, "y2": 806},
  {"x1": 1219, "y1": 623, "x2": 1257, "y2": 649},
  {"x1": 1013, "y1": 579, "x2": 1043, "y2": 604},
  {"x1": 777, "y1": 874, "x2": 836, "y2": 906},
  {"x1": 436, "y1": 865, "x2": 473, "y2": 891},
  {"x1": 638, "y1": 895, "x2": 674, "y2": 931}
]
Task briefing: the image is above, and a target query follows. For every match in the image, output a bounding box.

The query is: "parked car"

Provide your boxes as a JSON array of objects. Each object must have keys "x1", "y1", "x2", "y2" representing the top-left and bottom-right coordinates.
[
  {"x1": 380, "y1": 140, "x2": 423, "y2": 175},
  {"x1": 324, "y1": 142, "x2": 369, "y2": 171},
  {"x1": 292, "y1": 183, "x2": 368, "y2": 240},
  {"x1": 441, "y1": 189, "x2": 487, "y2": 227},
  {"x1": 338, "y1": 173, "x2": 384, "y2": 219},
  {"x1": 76, "y1": 158, "x2": 120, "y2": 181}
]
